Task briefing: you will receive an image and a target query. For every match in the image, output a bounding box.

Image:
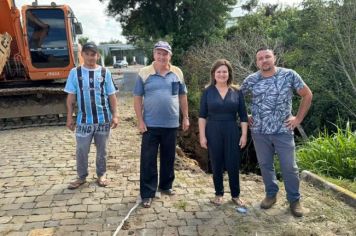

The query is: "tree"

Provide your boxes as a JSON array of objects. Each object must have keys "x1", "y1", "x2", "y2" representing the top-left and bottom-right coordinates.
[
  {"x1": 100, "y1": 39, "x2": 123, "y2": 45},
  {"x1": 78, "y1": 36, "x2": 89, "y2": 46},
  {"x1": 101, "y1": 0, "x2": 237, "y2": 63}
]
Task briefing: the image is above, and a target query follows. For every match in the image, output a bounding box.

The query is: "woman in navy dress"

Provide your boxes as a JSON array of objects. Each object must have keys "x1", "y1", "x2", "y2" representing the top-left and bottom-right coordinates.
[{"x1": 199, "y1": 59, "x2": 248, "y2": 206}]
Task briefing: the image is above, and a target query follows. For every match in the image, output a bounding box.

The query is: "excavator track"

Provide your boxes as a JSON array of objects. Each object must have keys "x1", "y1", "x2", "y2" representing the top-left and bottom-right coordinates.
[{"x1": 0, "y1": 82, "x2": 68, "y2": 130}]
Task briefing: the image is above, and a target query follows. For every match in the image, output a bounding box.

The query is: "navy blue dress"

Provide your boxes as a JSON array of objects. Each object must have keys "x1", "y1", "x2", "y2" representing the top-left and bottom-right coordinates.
[{"x1": 199, "y1": 85, "x2": 248, "y2": 197}]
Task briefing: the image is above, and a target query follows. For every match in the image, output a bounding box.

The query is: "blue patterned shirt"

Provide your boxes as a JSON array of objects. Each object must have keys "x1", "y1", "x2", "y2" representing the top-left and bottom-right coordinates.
[{"x1": 240, "y1": 67, "x2": 305, "y2": 134}]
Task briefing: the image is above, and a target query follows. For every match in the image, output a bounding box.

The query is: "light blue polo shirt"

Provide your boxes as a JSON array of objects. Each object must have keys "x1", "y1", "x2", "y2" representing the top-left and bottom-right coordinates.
[
  {"x1": 241, "y1": 67, "x2": 305, "y2": 134},
  {"x1": 133, "y1": 64, "x2": 187, "y2": 128}
]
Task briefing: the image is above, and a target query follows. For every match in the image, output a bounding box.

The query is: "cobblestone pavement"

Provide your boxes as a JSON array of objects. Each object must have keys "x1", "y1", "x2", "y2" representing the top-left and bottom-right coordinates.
[{"x1": 0, "y1": 94, "x2": 355, "y2": 236}]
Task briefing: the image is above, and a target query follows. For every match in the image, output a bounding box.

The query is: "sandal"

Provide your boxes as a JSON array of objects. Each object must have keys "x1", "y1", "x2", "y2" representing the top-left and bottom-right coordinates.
[
  {"x1": 68, "y1": 179, "x2": 86, "y2": 189},
  {"x1": 210, "y1": 195, "x2": 223, "y2": 206},
  {"x1": 97, "y1": 176, "x2": 109, "y2": 187},
  {"x1": 232, "y1": 197, "x2": 246, "y2": 207},
  {"x1": 142, "y1": 198, "x2": 152, "y2": 208}
]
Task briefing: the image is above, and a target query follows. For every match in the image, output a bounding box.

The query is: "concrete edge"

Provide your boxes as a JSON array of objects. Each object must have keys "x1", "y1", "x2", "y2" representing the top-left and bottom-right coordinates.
[{"x1": 301, "y1": 170, "x2": 356, "y2": 208}]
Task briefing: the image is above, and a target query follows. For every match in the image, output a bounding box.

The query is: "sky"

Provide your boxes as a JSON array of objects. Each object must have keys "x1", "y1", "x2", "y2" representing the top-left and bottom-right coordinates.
[
  {"x1": 232, "y1": 0, "x2": 303, "y2": 16},
  {"x1": 15, "y1": 0, "x2": 303, "y2": 44}
]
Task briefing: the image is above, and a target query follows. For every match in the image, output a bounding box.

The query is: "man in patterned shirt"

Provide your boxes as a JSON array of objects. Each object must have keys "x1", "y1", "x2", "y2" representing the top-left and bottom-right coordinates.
[
  {"x1": 241, "y1": 48, "x2": 312, "y2": 217},
  {"x1": 65, "y1": 42, "x2": 119, "y2": 189}
]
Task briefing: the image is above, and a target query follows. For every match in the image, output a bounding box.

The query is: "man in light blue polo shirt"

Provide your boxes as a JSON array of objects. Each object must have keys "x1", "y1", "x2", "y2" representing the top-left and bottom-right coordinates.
[
  {"x1": 241, "y1": 48, "x2": 313, "y2": 217},
  {"x1": 133, "y1": 41, "x2": 190, "y2": 208}
]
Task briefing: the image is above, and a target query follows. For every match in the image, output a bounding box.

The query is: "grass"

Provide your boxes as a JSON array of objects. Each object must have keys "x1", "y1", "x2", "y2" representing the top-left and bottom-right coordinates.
[
  {"x1": 297, "y1": 122, "x2": 356, "y2": 181},
  {"x1": 173, "y1": 200, "x2": 188, "y2": 210},
  {"x1": 321, "y1": 175, "x2": 356, "y2": 193}
]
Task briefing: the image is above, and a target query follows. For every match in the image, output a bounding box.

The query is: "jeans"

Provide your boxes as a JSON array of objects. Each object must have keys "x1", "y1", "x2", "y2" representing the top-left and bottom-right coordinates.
[
  {"x1": 140, "y1": 127, "x2": 177, "y2": 199},
  {"x1": 75, "y1": 123, "x2": 110, "y2": 180},
  {"x1": 252, "y1": 133, "x2": 300, "y2": 202}
]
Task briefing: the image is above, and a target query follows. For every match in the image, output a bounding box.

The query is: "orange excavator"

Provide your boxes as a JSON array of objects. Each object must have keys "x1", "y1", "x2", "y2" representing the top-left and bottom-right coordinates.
[{"x1": 0, "y1": 0, "x2": 83, "y2": 119}]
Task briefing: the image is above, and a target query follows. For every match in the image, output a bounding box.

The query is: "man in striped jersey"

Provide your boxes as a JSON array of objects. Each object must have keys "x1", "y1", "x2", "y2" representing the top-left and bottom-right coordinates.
[{"x1": 65, "y1": 42, "x2": 119, "y2": 189}]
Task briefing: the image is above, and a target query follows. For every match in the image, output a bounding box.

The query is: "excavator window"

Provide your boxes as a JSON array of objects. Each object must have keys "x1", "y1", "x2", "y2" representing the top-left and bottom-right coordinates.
[{"x1": 26, "y1": 9, "x2": 69, "y2": 68}]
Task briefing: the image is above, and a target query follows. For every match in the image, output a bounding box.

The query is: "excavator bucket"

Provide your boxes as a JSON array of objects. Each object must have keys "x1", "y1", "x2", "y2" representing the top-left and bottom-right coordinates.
[{"x1": 0, "y1": 33, "x2": 12, "y2": 75}]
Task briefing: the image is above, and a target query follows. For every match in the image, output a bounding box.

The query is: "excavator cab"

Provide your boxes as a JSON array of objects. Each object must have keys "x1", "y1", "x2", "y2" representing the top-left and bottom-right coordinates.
[{"x1": 21, "y1": 3, "x2": 83, "y2": 80}]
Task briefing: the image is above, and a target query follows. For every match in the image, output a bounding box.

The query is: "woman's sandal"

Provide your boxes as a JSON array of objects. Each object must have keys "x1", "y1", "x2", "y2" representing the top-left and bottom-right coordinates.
[
  {"x1": 231, "y1": 197, "x2": 246, "y2": 207},
  {"x1": 142, "y1": 198, "x2": 152, "y2": 208},
  {"x1": 210, "y1": 195, "x2": 223, "y2": 206}
]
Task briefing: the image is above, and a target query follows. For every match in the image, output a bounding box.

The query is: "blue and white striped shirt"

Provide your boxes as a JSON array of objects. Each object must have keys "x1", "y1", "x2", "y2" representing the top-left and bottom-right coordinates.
[{"x1": 64, "y1": 66, "x2": 117, "y2": 125}]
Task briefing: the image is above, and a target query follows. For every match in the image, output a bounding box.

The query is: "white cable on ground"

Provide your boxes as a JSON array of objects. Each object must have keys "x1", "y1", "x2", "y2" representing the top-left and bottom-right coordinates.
[{"x1": 112, "y1": 197, "x2": 142, "y2": 236}]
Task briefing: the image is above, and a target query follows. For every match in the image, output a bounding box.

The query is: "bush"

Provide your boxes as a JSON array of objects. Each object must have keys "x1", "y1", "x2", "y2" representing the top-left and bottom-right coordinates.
[{"x1": 297, "y1": 122, "x2": 356, "y2": 180}]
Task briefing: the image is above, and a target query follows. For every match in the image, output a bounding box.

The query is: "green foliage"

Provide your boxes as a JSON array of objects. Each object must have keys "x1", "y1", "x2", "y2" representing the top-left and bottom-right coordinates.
[
  {"x1": 102, "y1": 0, "x2": 237, "y2": 63},
  {"x1": 104, "y1": 52, "x2": 113, "y2": 66},
  {"x1": 99, "y1": 39, "x2": 123, "y2": 45},
  {"x1": 297, "y1": 122, "x2": 356, "y2": 180},
  {"x1": 78, "y1": 36, "x2": 89, "y2": 45},
  {"x1": 219, "y1": 0, "x2": 356, "y2": 135}
]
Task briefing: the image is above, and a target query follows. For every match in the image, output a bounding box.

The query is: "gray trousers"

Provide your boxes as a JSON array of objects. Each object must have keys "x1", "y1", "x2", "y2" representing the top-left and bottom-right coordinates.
[
  {"x1": 252, "y1": 133, "x2": 300, "y2": 202},
  {"x1": 75, "y1": 123, "x2": 111, "y2": 180}
]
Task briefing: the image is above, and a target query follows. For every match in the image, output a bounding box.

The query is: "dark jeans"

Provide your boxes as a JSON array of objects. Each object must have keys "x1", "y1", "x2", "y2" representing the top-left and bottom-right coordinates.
[{"x1": 140, "y1": 127, "x2": 177, "y2": 199}]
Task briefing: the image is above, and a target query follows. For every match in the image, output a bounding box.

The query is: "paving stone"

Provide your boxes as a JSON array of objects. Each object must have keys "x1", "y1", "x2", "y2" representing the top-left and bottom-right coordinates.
[
  {"x1": 195, "y1": 211, "x2": 211, "y2": 219},
  {"x1": 0, "y1": 216, "x2": 13, "y2": 224},
  {"x1": 4, "y1": 192, "x2": 25, "y2": 198},
  {"x1": 0, "y1": 197, "x2": 17, "y2": 205},
  {"x1": 82, "y1": 231, "x2": 98, "y2": 236},
  {"x1": 35, "y1": 201, "x2": 52, "y2": 208},
  {"x1": 166, "y1": 219, "x2": 187, "y2": 227},
  {"x1": 178, "y1": 226, "x2": 198, "y2": 236},
  {"x1": 25, "y1": 190, "x2": 47, "y2": 197},
  {"x1": 51, "y1": 212, "x2": 74, "y2": 220},
  {"x1": 77, "y1": 223, "x2": 103, "y2": 231},
  {"x1": 177, "y1": 211, "x2": 196, "y2": 220},
  {"x1": 186, "y1": 218, "x2": 203, "y2": 226},
  {"x1": 160, "y1": 227, "x2": 178, "y2": 236},
  {"x1": 25, "y1": 214, "x2": 52, "y2": 222},
  {"x1": 1, "y1": 203, "x2": 22, "y2": 211},
  {"x1": 21, "y1": 222, "x2": 44, "y2": 231},
  {"x1": 7, "y1": 209, "x2": 32, "y2": 216},
  {"x1": 6, "y1": 231, "x2": 29, "y2": 236},
  {"x1": 53, "y1": 194, "x2": 74, "y2": 201},
  {"x1": 55, "y1": 226, "x2": 78, "y2": 234},
  {"x1": 88, "y1": 204, "x2": 104, "y2": 212},
  {"x1": 87, "y1": 212, "x2": 103, "y2": 219},
  {"x1": 60, "y1": 218, "x2": 84, "y2": 225},
  {"x1": 27, "y1": 228, "x2": 55, "y2": 236},
  {"x1": 68, "y1": 204, "x2": 88, "y2": 212},
  {"x1": 50, "y1": 200, "x2": 67, "y2": 207},
  {"x1": 44, "y1": 220, "x2": 60, "y2": 228},
  {"x1": 146, "y1": 220, "x2": 166, "y2": 229}
]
